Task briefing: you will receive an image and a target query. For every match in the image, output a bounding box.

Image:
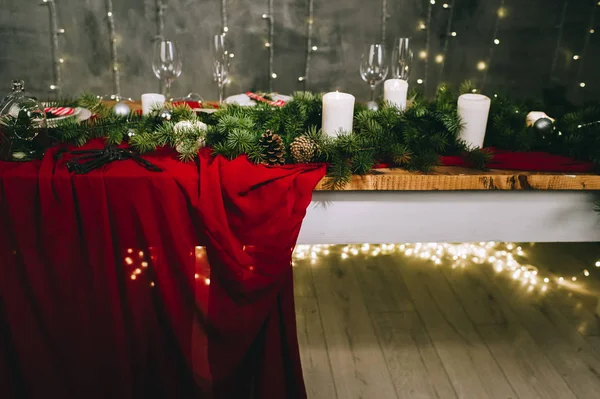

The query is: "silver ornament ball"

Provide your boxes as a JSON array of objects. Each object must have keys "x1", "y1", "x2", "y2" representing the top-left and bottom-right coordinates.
[
  {"x1": 113, "y1": 101, "x2": 131, "y2": 116},
  {"x1": 159, "y1": 109, "x2": 173, "y2": 121},
  {"x1": 366, "y1": 101, "x2": 379, "y2": 111}
]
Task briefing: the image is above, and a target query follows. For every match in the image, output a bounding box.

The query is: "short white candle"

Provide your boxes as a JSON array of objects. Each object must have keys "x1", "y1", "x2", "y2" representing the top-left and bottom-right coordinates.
[
  {"x1": 384, "y1": 79, "x2": 408, "y2": 110},
  {"x1": 322, "y1": 92, "x2": 355, "y2": 137},
  {"x1": 457, "y1": 94, "x2": 491, "y2": 149},
  {"x1": 141, "y1": 93, "x2": 166, "y2": 115}
]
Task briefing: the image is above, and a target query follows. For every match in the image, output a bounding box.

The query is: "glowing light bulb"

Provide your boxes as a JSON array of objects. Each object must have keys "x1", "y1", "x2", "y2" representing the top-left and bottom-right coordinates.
[
  {"x1": 435, "y1": 54, "x2": 444, "y2": 63},
  {"x1": 543, "y1": 277, "x2": 549, "y2": 283},
  {"x1": 134, "y1": 268, "x2": 142, "y2": 275},
  {"x1": 50, "y1": 84, "x2": 57, "y2": 90},
  {"x1": 312, "y1": 45, "x2": 318, "y2": 51},
  {"x1": 419, "y1": 23, "x2": 426, "y2": 30},
  {"x1": 497, "y1": 7, "x2": 506, "y2": 18},
  {"x1": 477, "y1": 61, "x2": 487, "y2": 70},
  {"x1": 262, "y1": 13, "x2": 268, "y2": 18},
  {"x1": 271, "y1": 73, "x2": 277, "y2": 79},
  {"x1": 141, "y1": 262, "x2": 148, "y2": 268},
  {"x1": 265, "y1": 42, "x2": 271, "y2": 48},
  {"x1": 204, "y1": 278, "x2": 211, "y2": 285},
  {"x1": 558, "y1": 277, "x2": 564, "y2": 283},
  {"x1": 573, "y1": 55, "x2": 580, "y2": 60},
  {"x1": 443, "y1": 3, "x2": 449, "y2": 8},
  {"x1": 107, "y1": 12, "x2": 113, "y2": 17},
  {"x1": 298, "y1": 76, "x2": 305, "y2": 81},
  {"x1": 341, "y1": 253, "x2": 348, "y2": 260},
  {"x1": 584, "y1": 270, "x2": 590, "y2": 276},
  {"x1": 572, "y1": 277, "x2": 577, "y2": 281},
  {"x1": 430, "y1": 0, "x2": 435, "y2": 4},
  {"x1": 541, "y1": 285, "x2": 548, "y2": 292},
  {"x1": 419, "y1": 50, "x2": 428, "y2": 59},
  {"x1": 59, "y1": 58, "x2": 64, "y2": 63},
  {"x1": 417, "y1": 79, "x2": 424, "y2": 84},
  {"x1": 494, "y1": 39, "x2": 500, "y2": 45},
  {"x1": 223, "y1": 27, "x2": 229, "y2": 32},
  {"x1": 451, "y1": 31, "x2": 457, "y2": 37}
]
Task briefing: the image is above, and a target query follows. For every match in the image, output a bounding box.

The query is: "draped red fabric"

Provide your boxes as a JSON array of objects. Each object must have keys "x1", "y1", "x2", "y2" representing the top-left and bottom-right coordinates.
[
  {"x1": 440, "y1": 148, "x2": 595, "y2": 172},
  {"x1": 0, "y1": 140, "x2": 326, "y2": 399}
]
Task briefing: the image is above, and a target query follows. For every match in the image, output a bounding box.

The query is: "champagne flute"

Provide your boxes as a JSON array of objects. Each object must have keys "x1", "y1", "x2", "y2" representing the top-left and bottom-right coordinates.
[
  {"x1": 152, "y1": 40, "x2": 182, "y2": 99},
  {"x1": 212, "y1": 34, "x2": 229, "y2": 104},
  {"x1": 360, "y1": 44, "x2": 389, "y2": 109},
  {"x1": 391, "y1": 37, "x2": 413, "y2": 80}
]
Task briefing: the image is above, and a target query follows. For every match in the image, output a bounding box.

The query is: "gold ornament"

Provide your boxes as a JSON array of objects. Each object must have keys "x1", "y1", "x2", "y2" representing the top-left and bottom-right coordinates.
[
  {"x1": 290, "y1": 135, "x2": 317, "y2": 163},
  {"x1": 258, "y1": 130, "x2": 286, "y2": 165}
]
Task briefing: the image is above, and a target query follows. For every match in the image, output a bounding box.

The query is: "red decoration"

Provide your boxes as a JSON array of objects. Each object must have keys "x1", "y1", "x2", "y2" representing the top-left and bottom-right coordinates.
[
  {"x1": 0, "y1": 140, "x2": 325, "y2": 398},
  {"x1": 245, "y1": 92, "x2": 286, "y2": 107}
]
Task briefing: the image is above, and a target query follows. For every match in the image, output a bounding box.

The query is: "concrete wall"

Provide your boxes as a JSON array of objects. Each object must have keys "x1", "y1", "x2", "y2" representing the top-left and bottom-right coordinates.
[{"x1": 0, "y1": 0, "x2": 596, "y2": 103}]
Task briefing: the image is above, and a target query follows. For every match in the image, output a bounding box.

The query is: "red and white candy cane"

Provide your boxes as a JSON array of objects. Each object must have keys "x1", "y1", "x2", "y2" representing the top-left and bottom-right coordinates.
[
  {"x1": 44, "y1": 107, "x2": 75, "y2": 117},
  {"x1": 245, "y1": 92, "x2": 286, "y2": 107}
]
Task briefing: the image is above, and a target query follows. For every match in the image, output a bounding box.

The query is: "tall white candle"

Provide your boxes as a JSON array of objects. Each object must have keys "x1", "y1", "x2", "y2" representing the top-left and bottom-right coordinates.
[
  {"x1": 457, "y1": 94, "x2": 491, "y2": 149},
  {"x1": 383, "y1": 79, "x2": 408, "y2": 110},
  {"x1": 141, "y1": 93, "x2": 166, "y2": 115},
  {"x1": 322, "y1": 92, "x2": 355, "y2": 137}
]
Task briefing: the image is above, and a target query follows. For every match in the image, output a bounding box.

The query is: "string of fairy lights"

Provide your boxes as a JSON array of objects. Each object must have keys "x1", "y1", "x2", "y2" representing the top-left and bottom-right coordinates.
[
  {"x1": 124, "y1": 242, "x2": 600, "y2": 296},
  {"x1": 40, "y1": 0, "x2": 63, "y2": 96},
  {"x1": 551, "y1": 0, "x2": 570, "y2": 80},
  {"x1": 292, "y1": 242, "x2": 600, "y2": 294},
  {"x1": 262, "y1": 0, "x2": 276, "y2": 92},
  {"x1": 437, "y1": 0, "x2": 457, "y2": 83},
  {"x1": 574, "y1": 0, "x2": 598, "y2": 89},
  {"x1": 480, "y1": 0, "x2": 506, "y2": 90},
  {"x1": 104, "y1": 0, "x2": 121, "y2": 97},
  {"x1": 298, "y1": 0, "x2": 315, "y2": 89}
]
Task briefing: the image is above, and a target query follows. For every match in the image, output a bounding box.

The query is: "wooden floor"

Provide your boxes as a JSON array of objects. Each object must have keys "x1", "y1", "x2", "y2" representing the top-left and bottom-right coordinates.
[{"x1": 294, "y1": 243, "x2": 600, "y2": 399}]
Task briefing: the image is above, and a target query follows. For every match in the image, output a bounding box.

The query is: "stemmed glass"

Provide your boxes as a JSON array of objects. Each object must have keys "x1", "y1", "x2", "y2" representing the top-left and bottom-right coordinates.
[
  {"x1": 152, "y1": 40, "x2": 182, "y2": 99},
  {"x1": 212, "y1": 34, "x2": 229, "y2": 104},
  {"x1": 391, "y1": 38, "x2": 413, "y2": 80},
  {"x1": 360, "y1": 44, "x2": 389, "y2": 108}
]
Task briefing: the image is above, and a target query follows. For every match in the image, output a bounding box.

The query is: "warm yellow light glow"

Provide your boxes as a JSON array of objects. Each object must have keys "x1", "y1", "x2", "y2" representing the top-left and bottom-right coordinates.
[
  {"x1": 150, "y1": 282, "x2": 155, "y2": 287},
  {"x1": 443, "y1": 3, "x2": 449, "y2": 8},
  {"x1": 573, "y1": 55, "x2": 580, "y2": 60},
  {"x1": 419, "y1": 51, "x2": 428, "y2": 59},
  {"x1": 580, "y1": 82, "x2": 586, "y2": 88},
  {"x1": 435, "y1": 54, "x2": 444, "y2": 63},
  {"x1": 572, "y1": 277, "x2": 577, "y2": 281},
  {"x1": 141, "y1": 262, "x2": 148, "y2": 268},
  {"x1": 134, "y1": 268, "x2": 141, "y2": 275},
  {"x1": 477, "y1": 61, "x2": 487, "y2": 70},
  {"x1": 419, "y1": 23, "x2": 426, "y2": 30},
  {"x1": 204, "y1": 278, "x2": 211, "y2": 285},
  {"x1": 584, "y1": 270, "x2": 590, "y2": 276},
  {"x1": 417, "y1": 79, "x2": 424, "y2": 85},
  {"x1": 125, "y1": 257, "x2": 133, "y2": 265},
  {"x1": 131, "y1": 274, "x2": 136, "y2": 280},
  {"x1": 194, "y1": 273, "x2": 200, "y2": 279},
  {"x1": 494, "y1": 39, "x2": 500, "y2": 45},
  {"x1": 497, "y1": 7, "x2": 507, "y2": 18},
  {"x1": 451, "y1": 31, "x2": 457, "y2": 37},
  {"x1": 138, "y1": 251, "x2": 144, "y2": 258}
]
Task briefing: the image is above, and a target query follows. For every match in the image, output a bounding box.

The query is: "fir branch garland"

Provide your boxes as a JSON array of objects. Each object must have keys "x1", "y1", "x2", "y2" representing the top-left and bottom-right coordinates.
[{"x1": 3, "y1": 83, "x2": 595, "y2": 188}]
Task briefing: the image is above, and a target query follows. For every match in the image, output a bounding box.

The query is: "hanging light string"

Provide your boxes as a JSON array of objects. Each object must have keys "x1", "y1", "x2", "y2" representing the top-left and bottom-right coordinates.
[
  {"x1": 263, "y1": 0, "x2": 275, "y2": 92},
  {"x1": 154, "y1": 0, "x2": 166, "y2": 93},
  {"x1": 221, "y1": 0, "x2": 228, "y2": 34},
  {"x1": 155, "y1": 0, "x2": 166, "y2": 40},
  {"x1": 299, "y1": 0, "x2": 315, "y2": 89},
  {"x1": 481, "y1": 0, "x2": 505, "y2": 90},
  {"x1": 550, "y1": 0, "x2": 570, "y2": 79},
  {"x1": 438, "y1": 0, "x2": 457, "y2": 84},
  {"x1": 40, "y1": 0, "x2": 63, "y2": 95},
  {"x1": 575, "y1": 0, "x2": 598, "y2": 89},
  {"x1": 104, "y1": 0, "x2": 121, "y2": 97},
  {"x1": 422, "y1": 0, "x2": 434, "y2": 91},
  {"x1": 381, "y1": 0, "x2": 388, "y2": 43}
]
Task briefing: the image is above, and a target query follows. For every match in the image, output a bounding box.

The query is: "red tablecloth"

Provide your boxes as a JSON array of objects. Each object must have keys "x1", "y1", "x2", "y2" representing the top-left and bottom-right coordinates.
[{"x1": 0, "y1": 141, "x2": 325, "y2": 398}]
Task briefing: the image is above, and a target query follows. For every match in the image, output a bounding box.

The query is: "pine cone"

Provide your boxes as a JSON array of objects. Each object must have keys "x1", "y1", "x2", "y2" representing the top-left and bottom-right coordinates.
[
  {"x1": 258, "y1": 130, "x2": 286, "y2": 165},
  {"x1": 290, "y1": 135, "x2": 317, "y2": 163}
]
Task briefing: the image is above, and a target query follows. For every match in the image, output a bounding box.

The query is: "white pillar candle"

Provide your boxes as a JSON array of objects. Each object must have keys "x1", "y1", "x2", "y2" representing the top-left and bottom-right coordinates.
[
  {"x1": 322, "y1": 92, "x2": 355, "y2": 137},
  {"x1": 457, "y1": 94, "x2": 491, "y2": 149},
  {"x1": 141, "y1": 93, "x2": 166, "y2": 115},
  {"x1": 383, "y1": 79, "x2": 408, "y2": 110}
]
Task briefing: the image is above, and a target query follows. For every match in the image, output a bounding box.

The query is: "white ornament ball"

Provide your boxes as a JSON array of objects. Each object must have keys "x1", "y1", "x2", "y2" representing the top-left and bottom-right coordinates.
[
  {"x1": 173, "y1": 120, "x2": 208, "y2": 135},
  {"x1": 113, "y1": 101, "x2": 131, "y2": 116}
]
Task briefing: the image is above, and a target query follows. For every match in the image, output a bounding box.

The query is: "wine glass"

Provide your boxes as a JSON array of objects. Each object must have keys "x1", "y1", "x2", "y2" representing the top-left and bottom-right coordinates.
[
  {"x1": 212, "y1": 34, "x2": 229, "y2": 104},
  {"x1": 391, "y1": 37, "x2": 413, "y2": 81},
  {"x1": 152, "y1": 40, "x2": 182, "y2": 99},
  {"x1": 360, "y1": 44, "x2": 389, "y2": 109}
]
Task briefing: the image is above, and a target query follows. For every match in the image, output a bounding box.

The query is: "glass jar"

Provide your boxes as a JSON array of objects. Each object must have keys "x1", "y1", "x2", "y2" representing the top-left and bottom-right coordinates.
[{"x1": 0, "y1": 80, "x2": 48, "y2": 161}]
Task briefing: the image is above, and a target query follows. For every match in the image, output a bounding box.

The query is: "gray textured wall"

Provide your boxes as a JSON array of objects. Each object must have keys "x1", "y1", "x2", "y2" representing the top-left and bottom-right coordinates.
[{"x1": 0, "y1": 0, "x2": 597, "y2": 103}]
